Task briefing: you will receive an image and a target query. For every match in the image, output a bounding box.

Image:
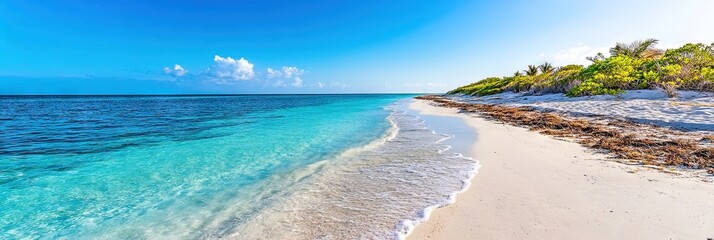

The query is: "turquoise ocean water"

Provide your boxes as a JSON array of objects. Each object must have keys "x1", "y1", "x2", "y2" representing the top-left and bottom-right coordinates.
[{"x1": 0, "y1": 95, "x2": 476, "y2": 239}]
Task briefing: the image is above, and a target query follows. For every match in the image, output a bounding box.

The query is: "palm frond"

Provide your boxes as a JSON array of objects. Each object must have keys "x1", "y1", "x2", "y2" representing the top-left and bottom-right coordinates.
[
  {"x1": 610, "y1": 42, "x2": 630, "y2": 57},
  {"x1": 586, "y1": 52, "x2": 606, "y2": 62},
  {"x1": 525, "y1": 65, "x2": 539, "y2": 76},
  {"x1": 633, "y1": 38, "x2": 659, "y2": 57},
  {"x1": 642, "y1": 48, "x2": 664, "y2": 59},
  {"x1": 538, "y1": 62, "x2": 554, "y2": 74},
  {"x1": 609, "y1": 38, "x2": 659, "y2": 58}
]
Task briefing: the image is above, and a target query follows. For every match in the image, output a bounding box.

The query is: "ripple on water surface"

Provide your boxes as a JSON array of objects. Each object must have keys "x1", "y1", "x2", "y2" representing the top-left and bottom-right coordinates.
[
  {"x1": 222, "y1": 109, "x2": 477, "y2": 239},
  {"x1": 0, "y1": 96, "x2": 476, "y2": 239}
]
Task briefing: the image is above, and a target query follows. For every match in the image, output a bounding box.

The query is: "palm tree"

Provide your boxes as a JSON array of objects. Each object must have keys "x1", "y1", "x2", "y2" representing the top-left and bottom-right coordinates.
[
  {"x1": 586, "y1": 52, "x2": 606, "y2": 62},
  {"x1": 513, "y1": 71, "x2": 523, "y2": 77},
  {"x1": 642, "y1": 48, "x2": 665, "y2": 59},
  {"x1": 609, "y1": 38, "x2": 661, "y2": 59},
  {"x1": 538, "y1": 62, "x2": 555, "y2": 74},
  {"x1": 525, "y1": 65, "x2": 539, "y2": 76}
]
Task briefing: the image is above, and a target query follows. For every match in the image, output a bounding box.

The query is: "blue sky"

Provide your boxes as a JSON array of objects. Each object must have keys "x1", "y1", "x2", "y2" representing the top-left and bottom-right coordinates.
[{"x1": 1, "y1": 0, "x2": 713, "y2": 94}]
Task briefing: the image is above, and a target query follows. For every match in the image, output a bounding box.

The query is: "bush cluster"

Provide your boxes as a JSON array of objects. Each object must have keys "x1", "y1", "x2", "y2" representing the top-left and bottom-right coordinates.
[{"x1": 449, "y1": 40, "x2": 714, "y2": 97}]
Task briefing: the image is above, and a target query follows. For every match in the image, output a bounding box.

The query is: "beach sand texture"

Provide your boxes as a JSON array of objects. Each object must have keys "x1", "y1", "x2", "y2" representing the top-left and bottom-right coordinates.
[
  {"x1": 450, "y1": 90, "x2": 714, "y2": 131},
  {"x1": 407, "y1": 99, "x2": 714, "y2": 240}
]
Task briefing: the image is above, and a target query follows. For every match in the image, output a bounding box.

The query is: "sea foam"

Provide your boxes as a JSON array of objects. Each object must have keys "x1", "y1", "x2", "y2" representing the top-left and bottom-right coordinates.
[{"x1": 220, "y1": 100, "x2": 479, "y2": 239}]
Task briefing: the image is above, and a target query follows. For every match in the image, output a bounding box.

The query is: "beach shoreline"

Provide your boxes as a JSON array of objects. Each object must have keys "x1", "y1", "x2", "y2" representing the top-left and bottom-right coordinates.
[{"x1": 407, "y1": 99, "x2": 714, "y2": 240}]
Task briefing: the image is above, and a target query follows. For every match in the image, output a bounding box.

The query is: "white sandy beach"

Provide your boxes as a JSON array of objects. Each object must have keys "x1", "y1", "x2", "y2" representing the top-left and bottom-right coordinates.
[{"x1": 407, "y1": 99, "x2": 714, "y2": 240}]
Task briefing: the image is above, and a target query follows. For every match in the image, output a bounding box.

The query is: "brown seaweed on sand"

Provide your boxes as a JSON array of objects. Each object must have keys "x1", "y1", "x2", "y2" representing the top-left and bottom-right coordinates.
[{"x1": 415, "y1": 95, "x2": 714, "y2": 173}]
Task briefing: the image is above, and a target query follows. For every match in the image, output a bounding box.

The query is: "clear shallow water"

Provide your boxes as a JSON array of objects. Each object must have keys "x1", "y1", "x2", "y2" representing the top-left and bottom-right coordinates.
[{"x1": 0, "y1": 95, "x2": 476, "y2": 239}]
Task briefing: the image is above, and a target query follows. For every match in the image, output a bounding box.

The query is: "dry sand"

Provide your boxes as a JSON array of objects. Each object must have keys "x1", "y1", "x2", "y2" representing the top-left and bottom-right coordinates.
[
  {"x1": 449, "y1": 90, "x2": 714, "y2": 131},
  {"x1": 407, "y1": 99, "x2": 714, "y2": 240}
]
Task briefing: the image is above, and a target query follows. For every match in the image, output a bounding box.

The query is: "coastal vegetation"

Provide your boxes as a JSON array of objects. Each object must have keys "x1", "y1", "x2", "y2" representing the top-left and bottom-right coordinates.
[{"x1": 449, "y1": 39, "x2": 714, "y2": 97}]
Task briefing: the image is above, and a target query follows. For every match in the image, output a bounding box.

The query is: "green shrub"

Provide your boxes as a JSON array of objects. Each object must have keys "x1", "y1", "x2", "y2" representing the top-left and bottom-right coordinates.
[
  {"x1": 448, "y1": 77, "x2": 508, "y2": 96},
  {"x1": 658, "y1": 43, "x2": 714, "y2": 91},
  {"x1": 449, "y1": 40, "x2": 714, "y2": 97},
  {"x1": 567, "y1": 81, "x2": 621, "y2": 96},
  {"x1": 547, "y1": 64, "x2": 584, "y2": 93},
  {"x1": 703, "y1": 67, "x2": 714, "y2": 81},
  {"x1": 504, "y1": 75, "x2": 536, "y2": 92},
  {"x1": 581, "y1": 55, "x2": 646, "y2": 89}
]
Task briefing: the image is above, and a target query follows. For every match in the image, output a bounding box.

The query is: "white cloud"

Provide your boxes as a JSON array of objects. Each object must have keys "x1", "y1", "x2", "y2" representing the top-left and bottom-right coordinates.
[
  {"x1": 317, "y1": 82, "x2": 326, "y2": 88},
  {"x1": 539, "y1": 44, "x2": 609, "y2": 66},
  {"x1": 292, "y1": 77, "x2": 303, "y2": 87},
  {"x1": 266, "y1": 68, "x2": 282, "y2": 78},
  {"x1": 273, "y1": 77, "x2": 303, "y2": 88},
  {"x1": 266, "y1": 66, "x2": 306, "y2": 87},
  {"x1": 281, "y1": 66, "x2": 305, "y2": 78},
  {"x1": 162, "y1": 58, "x2": 314, "y2": 89},
  {"x1": 266, "y1": 66, "x2": 305, "y2": 78},
  {"x1": 163, "y1": 64, "x2": 188, "y2": 77},
  {"x1": 206, "y1": 55, "x2": 255, "y2": 81}
]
